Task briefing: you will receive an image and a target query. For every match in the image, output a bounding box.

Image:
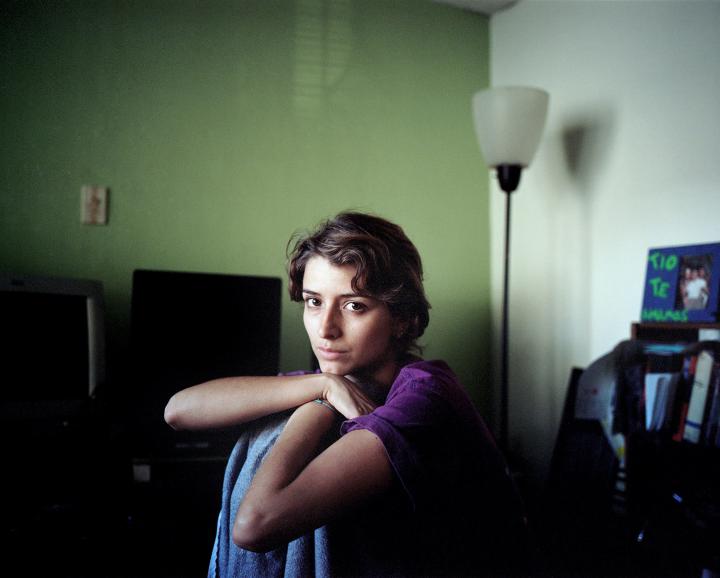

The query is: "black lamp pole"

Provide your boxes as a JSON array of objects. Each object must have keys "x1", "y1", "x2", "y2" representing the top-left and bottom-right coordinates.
[
  {"x1": 496, "y1": 164, "x2": 522, "y2": 453},
  {"x1": 472, "y1": 85, "x2": 549, "y2": 455}
]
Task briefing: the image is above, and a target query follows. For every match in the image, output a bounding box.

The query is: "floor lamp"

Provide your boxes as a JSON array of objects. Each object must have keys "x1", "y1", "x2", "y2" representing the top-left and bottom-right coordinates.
[{"x1": 472, "y1": 86, "x2": 549, "y2": 452}]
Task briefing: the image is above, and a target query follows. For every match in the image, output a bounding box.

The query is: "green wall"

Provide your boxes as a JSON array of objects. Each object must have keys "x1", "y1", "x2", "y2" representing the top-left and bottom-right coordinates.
[{"x1": 0, "y1": 0, "x2": 493, "y2": 411}]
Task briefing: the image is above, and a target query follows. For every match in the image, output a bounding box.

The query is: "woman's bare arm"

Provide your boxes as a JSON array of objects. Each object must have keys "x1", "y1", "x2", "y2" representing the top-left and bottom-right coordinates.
[
  {"x1": 163, "y1": 373, "x2": 329, "y2": 431},
  {"x1": 164, "y1": 372, "x2": 381, "y2": 431},
  {"x1": 232, "y1": 401, "x2": 393, "y2": 552}
]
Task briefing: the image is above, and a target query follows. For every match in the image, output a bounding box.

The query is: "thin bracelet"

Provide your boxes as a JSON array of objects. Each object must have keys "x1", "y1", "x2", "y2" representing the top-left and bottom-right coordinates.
[{"x1": 313, "y1": 398, "x2": 343, "y2": 419}]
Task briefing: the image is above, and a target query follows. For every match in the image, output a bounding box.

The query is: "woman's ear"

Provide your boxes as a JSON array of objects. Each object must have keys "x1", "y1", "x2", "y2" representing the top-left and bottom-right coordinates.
[{"x1": 394, "y1": 319, "x2": 409, "y2": 340}]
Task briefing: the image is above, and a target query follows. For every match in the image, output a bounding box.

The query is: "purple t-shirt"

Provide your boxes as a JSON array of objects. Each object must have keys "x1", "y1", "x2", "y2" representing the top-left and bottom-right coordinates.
[{"x1": 334, "y1": 360, "x2": 528, "y2": 576}]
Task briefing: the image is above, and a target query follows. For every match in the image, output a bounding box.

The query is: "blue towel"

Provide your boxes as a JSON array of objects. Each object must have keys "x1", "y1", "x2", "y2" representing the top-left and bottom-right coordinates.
[{"x1": 208, "y1": 411, "x2": 336, "y2": 578}]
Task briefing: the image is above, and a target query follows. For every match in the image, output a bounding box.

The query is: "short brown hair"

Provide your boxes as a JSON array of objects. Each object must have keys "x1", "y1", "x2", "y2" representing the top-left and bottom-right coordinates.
[{"x1": 287, "y1": 212, "x2": 430, "y2": 355}]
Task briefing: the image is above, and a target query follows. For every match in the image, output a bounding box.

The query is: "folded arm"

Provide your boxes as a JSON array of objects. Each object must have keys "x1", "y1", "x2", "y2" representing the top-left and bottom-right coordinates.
[
  {"x1": 164, "y1": 373, "x2": 326, "y2": 430},
  {"x1": 232, "y1": 400, "x2": 393, "y2": 552},
  {"x1": 164, "y1": 372, "x2": 380, "y2": 431}
]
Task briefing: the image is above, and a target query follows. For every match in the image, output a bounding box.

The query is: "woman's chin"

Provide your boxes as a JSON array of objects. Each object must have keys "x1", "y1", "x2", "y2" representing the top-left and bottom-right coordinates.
[{"x1": 318, "y1": 360, "x2": 350, "y2": 375}]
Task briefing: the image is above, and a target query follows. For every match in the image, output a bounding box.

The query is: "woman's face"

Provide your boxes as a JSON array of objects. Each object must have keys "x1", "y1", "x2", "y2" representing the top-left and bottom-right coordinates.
[{"x1": 302, "y1": 256, "x2": 399, "y2": 385}]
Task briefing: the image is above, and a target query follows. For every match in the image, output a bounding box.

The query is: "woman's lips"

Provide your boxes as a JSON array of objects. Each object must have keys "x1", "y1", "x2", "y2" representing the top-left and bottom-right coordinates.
[{"x1": 317, "y1": 346, "x2": 347, "y2": 360}]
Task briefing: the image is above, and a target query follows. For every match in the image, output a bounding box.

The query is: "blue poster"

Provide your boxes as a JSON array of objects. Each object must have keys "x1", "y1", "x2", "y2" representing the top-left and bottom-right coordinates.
[{"x1": 641, "y1": 243, "x2": 720, "y2": 323}]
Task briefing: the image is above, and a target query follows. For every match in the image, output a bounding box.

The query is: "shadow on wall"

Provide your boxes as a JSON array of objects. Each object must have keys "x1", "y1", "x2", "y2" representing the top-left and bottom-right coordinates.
[
  {"x1": 508, "y1": 106, "x2": 618, "y2": 493},
  {"x1": 561, "y1": 106, "x2": 616, "y2": 191}
]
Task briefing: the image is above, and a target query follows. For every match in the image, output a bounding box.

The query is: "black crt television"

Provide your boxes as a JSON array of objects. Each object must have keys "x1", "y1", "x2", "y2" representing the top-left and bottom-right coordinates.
[
  {"x1": 0, "y1": 273, "x2": 106, "y2": 419},
  {"x1": 0, "y1": 274, "x2": 113, "y2": 539},
  {"x1": 128, "y1": 269, "x2": 282, "y2": 457}
]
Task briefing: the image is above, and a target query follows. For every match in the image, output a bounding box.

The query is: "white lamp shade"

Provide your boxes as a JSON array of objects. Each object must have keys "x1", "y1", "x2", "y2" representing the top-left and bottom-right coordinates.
[{"x1": 472, "y1": 86, "x2": 549, "y2": 168}]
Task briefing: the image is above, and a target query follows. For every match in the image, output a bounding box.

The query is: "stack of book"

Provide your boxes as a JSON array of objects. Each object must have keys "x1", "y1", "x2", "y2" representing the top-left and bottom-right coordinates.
[
  {"x1": 670, "y1": 348, "x2": 720, "y2": 447},
  {"x1": 636, "y1": 343, "x2": 720, "y2": 447}
]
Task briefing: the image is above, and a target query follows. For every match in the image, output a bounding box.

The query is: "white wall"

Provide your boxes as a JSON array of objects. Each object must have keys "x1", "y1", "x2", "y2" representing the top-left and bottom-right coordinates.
[{"x1": 489, "y1": 0, "x2": 720, "y2": 488}]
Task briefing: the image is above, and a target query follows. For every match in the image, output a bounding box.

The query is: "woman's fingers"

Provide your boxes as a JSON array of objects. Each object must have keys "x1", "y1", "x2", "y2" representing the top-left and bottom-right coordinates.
[{"x1": 323, "y1": 374, "x2": 378, "y2": 419}]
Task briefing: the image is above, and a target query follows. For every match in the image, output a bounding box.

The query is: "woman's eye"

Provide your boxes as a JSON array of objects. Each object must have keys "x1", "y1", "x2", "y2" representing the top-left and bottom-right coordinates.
[
  {"x1": 344, "y1": 301, "x2": 366, "y2": 312},
  {"x1": 305, "y1": 297, "x2": 321, "y2": 308}
]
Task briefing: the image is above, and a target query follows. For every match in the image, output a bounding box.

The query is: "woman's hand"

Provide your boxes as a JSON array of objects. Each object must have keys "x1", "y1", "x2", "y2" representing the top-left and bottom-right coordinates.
[{"x1": 321, "y1": 374, "x2": 380, "y2": 419}]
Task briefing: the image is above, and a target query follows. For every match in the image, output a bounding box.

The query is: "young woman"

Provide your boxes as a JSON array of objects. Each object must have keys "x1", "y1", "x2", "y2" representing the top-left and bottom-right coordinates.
[{"x1": 165, "y1": 212, "x2": 528, "y2": 577}]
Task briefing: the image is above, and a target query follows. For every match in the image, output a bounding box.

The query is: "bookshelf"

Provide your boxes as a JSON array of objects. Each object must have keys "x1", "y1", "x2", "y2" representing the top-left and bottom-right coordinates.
[
  {"x1": 542, "y1": 325, "x2": 720, "y2": 577},
  {"x1": 626, "y1": 323, "x2": 720, "y2": 576},
  {"x1": 631, "y1": 322, "x2": 720, "y2": 342}
]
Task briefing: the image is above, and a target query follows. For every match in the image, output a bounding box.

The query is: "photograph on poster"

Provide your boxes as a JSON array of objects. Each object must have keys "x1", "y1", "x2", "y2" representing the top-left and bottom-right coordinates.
[{"x1": 674, "y1": 253, "x2": 712, "y2": 311}]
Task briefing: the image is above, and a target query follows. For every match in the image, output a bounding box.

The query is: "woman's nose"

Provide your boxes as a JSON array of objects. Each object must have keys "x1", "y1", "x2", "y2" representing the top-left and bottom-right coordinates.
[{"x1": 318, "y1": 308, "x2": 340, "y2": 339}]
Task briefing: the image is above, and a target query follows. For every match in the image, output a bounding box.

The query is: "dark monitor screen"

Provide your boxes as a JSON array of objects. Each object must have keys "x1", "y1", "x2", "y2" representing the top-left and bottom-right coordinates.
[
  {"x1": 1, "y1": 292, "x2": 88, "y2": 401},
  {"x1": 0, "y1": 274, "x2": 104, "y2": 409},
  {"x1": 131, "y1": 269, "x2": 282, "y2": 390},
  {"x1": 129, "y1": 269, "x2": 282, "y2": 454}
]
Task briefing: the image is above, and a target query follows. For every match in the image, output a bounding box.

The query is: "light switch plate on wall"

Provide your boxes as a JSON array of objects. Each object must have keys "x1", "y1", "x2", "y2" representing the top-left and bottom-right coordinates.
[{"x1": 81, "y1": 185, "x2": 108, "y2": 225}]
